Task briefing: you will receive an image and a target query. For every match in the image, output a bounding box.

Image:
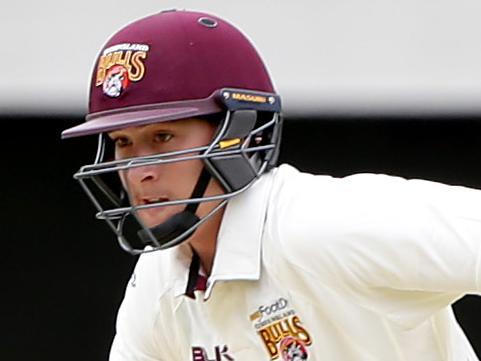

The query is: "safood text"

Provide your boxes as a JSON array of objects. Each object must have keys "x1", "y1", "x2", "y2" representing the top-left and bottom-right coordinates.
[{"x1": 251, "y1": 298, "x2": 289, "y2": 324}]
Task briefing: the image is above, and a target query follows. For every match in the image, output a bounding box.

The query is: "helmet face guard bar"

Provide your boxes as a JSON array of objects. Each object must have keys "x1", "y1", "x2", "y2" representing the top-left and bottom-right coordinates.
[{"x1": 74, "y1": 88, "x2": 282, "y2": 254}]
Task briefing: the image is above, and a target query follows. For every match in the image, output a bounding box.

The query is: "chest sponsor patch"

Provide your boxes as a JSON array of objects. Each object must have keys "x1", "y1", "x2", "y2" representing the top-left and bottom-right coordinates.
[
  {"x1": 95, "y1": 43, "x2": 149, "y2": 98},
  {"x1": 192, "y1": 345, "x2": 234, "y2": 361},
  {"x1": 250, "y1": 298, "x2": 312, "y2": 360}
]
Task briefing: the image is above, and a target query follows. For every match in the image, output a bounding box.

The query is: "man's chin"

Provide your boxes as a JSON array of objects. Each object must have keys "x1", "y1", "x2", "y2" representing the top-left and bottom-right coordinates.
[{"x1": 136, "y1": 208, "x2": 181, "y2": 228}]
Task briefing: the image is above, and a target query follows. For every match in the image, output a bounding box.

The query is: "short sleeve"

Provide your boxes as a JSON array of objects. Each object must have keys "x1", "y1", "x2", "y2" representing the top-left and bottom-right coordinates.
[{"x1": 271, "y1": 168, "x2": 481, "y2": 328}]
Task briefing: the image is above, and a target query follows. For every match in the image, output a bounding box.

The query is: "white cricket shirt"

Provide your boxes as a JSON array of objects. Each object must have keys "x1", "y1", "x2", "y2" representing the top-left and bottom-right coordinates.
[{"x1": 110, "y1": 164, "x2": 481, "y2": 361}]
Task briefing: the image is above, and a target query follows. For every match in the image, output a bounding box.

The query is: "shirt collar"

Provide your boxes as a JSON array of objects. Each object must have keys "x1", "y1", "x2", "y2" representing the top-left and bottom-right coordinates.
[{"x1": 171, "y1": 170, "x2": 275, "y2": 300}]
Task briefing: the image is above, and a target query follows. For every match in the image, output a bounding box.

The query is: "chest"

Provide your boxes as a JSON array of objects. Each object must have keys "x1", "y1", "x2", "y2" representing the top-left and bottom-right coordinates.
[
  {"x1": 155, "y1": 256, "x2": 475, "y2": 361},
  {"x1": 172, "y1": 282, "x2": 314, "y2": 361},
  {"x1": 162, "y1": 273, "x2": 422, "y2": 361}
]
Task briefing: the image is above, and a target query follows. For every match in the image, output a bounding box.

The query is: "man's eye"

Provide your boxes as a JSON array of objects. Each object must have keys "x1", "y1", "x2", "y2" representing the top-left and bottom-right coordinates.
[
  {"x1": 154, "y1": 133, "x2": 173, "y2": 142},
  {"x1": 113, "y1": 137, "x2": 131, "y2": 148}
]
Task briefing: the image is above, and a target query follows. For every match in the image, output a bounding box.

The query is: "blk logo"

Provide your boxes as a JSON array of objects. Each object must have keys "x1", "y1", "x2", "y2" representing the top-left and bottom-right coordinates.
[{"x1": 192, "y1": 345, "x2": 234, "y2": 361}]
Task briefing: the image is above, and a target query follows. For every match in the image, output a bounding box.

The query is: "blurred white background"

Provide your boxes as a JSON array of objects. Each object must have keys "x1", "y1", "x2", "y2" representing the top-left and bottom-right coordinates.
[{"x1": 2, "y1": 0, "x2": 481, "y2": 115}]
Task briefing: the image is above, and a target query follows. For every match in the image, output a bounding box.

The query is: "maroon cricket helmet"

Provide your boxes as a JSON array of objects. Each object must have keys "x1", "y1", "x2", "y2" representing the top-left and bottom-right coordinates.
[{"x1": 61, "y1": 9, "x2": 276, "y2": 138}]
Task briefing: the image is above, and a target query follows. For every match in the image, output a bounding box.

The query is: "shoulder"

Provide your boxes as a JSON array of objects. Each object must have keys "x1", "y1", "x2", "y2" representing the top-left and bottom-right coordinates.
[
  {"x1": 263, "y1": 165, "x2": 477, "y2": 272},
  {"x1": 267, "y1": 163, "x2": 480, "y2": 230},
  {"x1": 125, "y1": 249, "x2": 175, "y2": 302},
  {"x1": 114, "y1": 249, "x2": 177, "y2": 353},
  {"x1": 267, "y1": 164, "x2": 424, "y2": 232}
]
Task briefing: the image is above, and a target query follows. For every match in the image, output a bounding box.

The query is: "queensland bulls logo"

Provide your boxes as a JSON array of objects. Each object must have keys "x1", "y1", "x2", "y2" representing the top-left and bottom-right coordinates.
[
  {"x1": 250, "y1": 298, "x2": 312, "y2": 360},
  {"x1": 96, "y1": 43, "x2": 149, "y2": 98}
]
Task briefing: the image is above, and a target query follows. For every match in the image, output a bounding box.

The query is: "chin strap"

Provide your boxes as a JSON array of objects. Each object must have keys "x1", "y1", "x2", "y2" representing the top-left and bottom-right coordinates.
[{"x1": 137, "y1": 167, "x2": 212, "y2": 249}]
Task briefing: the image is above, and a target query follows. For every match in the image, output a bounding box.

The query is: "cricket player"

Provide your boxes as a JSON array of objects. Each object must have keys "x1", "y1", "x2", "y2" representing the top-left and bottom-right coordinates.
[{"x1": 62, "y1": 9, "x2": 481, "y2": 361}]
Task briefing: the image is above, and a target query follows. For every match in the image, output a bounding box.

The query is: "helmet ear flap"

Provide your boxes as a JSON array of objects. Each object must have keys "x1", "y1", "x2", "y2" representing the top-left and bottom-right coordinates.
[
  {"x1": 205, "y1": 109, "x2": 281, "y2": 192},
  {"x1": 206, "y1": 110, "x2": 258, "y2": 192},
  {"x1": 221, "y1": 110, "x2": 257, "y2": 139}
]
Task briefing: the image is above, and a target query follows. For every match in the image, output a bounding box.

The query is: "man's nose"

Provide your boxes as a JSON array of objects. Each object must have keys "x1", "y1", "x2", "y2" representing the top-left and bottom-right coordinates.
[
  {"x1": 126, "y1": 163, "x2": 160, "y2": 185},
  {"x1": 124, "y1": 146, "x2": 163, "y2": 185}
]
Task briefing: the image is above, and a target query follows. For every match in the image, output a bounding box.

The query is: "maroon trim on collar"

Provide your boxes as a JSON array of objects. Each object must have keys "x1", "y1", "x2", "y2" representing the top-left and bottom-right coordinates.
[
  {"x1": 61, "y1": 92, "x2": 223, "y2": 139},
  {"x1": 185, "y1": 251, "x2": 208, "y2": 299},
  {"x1": 195, "y1": 275, "x2": 208, "y2": 292}
]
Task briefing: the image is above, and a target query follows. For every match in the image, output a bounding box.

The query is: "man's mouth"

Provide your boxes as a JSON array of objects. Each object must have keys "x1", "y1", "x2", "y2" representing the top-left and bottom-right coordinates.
[
  {"x1": 135, "y1": 196, "x2": 180, "y2": 228},
  {"x1": 140, "y1": 196, "x2": 169, "y2": 206}
]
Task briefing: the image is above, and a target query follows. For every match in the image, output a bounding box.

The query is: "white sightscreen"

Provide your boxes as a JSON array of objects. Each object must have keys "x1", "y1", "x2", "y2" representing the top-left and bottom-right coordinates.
[{"x1": 1, "y1": 0, "x2": 481, "y2": 115}]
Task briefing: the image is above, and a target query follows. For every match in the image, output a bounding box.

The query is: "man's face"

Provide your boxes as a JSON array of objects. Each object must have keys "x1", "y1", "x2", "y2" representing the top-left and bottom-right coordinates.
[{"x1": 108, "y1": 118, "x2": 219, "y2": 228}]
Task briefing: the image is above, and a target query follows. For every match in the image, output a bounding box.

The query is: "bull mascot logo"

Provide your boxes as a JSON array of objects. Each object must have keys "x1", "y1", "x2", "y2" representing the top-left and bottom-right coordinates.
[
  {"x1": 102, "y1": 65, "x2": 130, "y2": 98},
  {"x1": 280, "y1": 336, "x2": 308, "y2": 361}
]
